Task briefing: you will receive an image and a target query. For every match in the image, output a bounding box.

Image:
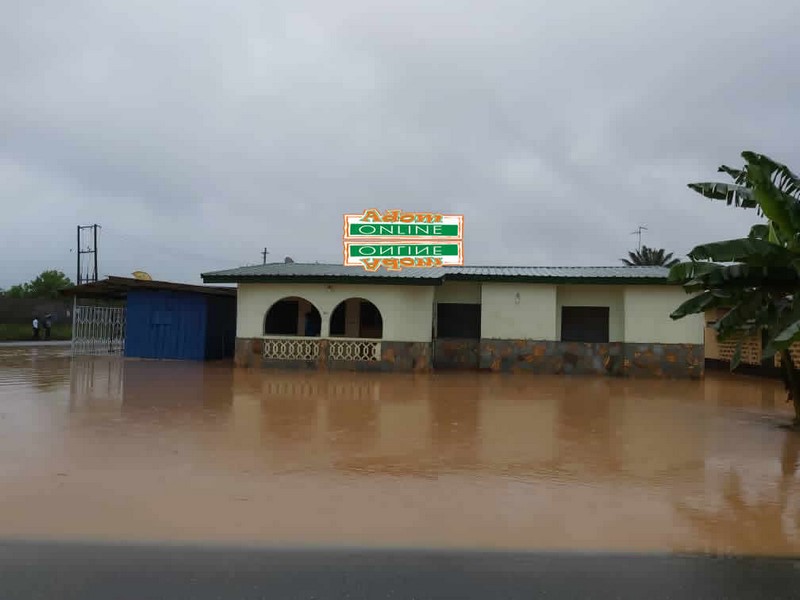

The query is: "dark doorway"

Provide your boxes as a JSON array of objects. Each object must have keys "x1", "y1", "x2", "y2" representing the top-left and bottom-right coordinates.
[{"x1": 434, "y1": 303, "x2": 481, "y2": 369}]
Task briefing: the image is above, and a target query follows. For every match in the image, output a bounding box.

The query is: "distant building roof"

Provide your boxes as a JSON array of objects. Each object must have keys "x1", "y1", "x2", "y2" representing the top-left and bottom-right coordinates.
[
  {"x1": 60, "y1": 276, "x2": 236, "y2": 299},
  {"x1": 201, "y1": 263, "x2": 672, "y2": 285}
]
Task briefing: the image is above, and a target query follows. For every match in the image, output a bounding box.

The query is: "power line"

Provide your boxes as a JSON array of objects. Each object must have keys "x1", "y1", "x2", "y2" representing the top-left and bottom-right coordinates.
[
  {"x1": 74, "y1": 226, "x2": 272, "y2": 279},
  {"x1": 101, "y1": 227, "x2": 243, "y2": 265}
]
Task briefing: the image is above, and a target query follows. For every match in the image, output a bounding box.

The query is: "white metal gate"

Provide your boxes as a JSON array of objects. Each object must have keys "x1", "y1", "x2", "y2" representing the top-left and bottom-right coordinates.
[{"x1": 71, "y1": 305, "x2": 126, "y2": 356}]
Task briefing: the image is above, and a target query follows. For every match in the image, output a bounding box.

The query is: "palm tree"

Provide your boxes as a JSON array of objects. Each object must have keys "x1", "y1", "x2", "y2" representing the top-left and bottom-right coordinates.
[{"x1": 621, "y1": 246, "x2": 680, "y2": 267}]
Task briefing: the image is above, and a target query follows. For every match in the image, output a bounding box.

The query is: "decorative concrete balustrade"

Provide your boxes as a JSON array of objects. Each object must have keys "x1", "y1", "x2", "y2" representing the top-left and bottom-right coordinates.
[
  {"x1": 328, "y1": 339, "x2": 381, "y2": 361},
  {"x1": 236, "y1": 337, "x2": 429, "y2": 372},
  {"x1": 261, "y1": 336, "x2": 322, "y2": 361},
  {"x1": 261, "y1": 336, "x2": 380, "y2": 362}
]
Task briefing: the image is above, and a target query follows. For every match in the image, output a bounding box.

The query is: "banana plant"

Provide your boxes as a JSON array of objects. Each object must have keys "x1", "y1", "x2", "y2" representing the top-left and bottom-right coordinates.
[{"x1": 669, "y1": 151, "x2": 800, "y2": 425}]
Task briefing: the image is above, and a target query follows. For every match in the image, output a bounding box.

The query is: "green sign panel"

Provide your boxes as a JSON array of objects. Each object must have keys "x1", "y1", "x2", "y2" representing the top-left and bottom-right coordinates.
[
  {"x1": 349, "y1": 243, "x2": 461, "y2": 257},
  {"x1": 348, "y1": 223, "x2": 460, "y2": 237}
]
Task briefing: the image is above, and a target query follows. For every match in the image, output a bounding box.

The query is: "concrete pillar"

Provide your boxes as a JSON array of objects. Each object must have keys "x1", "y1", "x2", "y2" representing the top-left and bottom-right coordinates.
[
  {"x1": 320, "y1": 311, "x2": 330, "y2": 337},
  {"x1": 296, "y1": 299, "x2": 307, "y2": 335},
  {"x1": 345, "y1": 298, "x2": 361, "y2": 337}
]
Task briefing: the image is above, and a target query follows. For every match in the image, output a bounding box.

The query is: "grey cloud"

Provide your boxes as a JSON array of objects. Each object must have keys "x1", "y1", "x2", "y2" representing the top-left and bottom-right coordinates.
[{"x1": 1, "y1": 0, "x2": 797, "y2": 287}]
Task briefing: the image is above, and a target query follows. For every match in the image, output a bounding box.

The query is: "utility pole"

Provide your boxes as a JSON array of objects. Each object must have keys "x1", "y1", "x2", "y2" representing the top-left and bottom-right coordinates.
[
  {"x1": 631, "y1": 225, "x2": 648, "y2": 252},
  {"x1": 93, "y1": 225, "x2": 98, "y2": 283},
  {"x1": 262, "y1": 247, "x2": 269, "y2": 264},
  {"x1": 77, "y1": 224, "x2": 100, "y2": 285}
]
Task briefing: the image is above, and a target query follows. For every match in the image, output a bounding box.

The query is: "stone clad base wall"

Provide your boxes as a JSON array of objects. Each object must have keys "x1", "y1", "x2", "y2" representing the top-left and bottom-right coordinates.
[
  {"x1": 480, "y1": 340, "x2": 626, "y2": 375},
  {"x1": 433, "y1": 339, "x2": 480, "y2": 369},
  {"x1": 378, "y1": 341, "x2": 432, "y2": 372},
  {"x1": 479, "y1": 339, "x2": 704, "y2": 379},
  {"x1": 623, "y1": 342, "x2": 704, "y2": 379},
  {"x1": 234, "y1": 338, "x2": 432, "y2": 372},
  {"x1": 234, "y1": 337, "x2": 703, "y2": 378}
]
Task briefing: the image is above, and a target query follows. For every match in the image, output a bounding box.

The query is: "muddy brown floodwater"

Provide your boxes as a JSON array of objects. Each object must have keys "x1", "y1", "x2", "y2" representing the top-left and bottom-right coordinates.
[{"x1": 0, "y1": 345, "x2": 799, "y2": 556}]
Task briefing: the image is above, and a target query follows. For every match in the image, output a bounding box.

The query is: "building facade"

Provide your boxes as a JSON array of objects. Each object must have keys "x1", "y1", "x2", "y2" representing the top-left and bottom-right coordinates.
[{"x1": 201, "y1": 264, "x2": 704, "y2": 378}]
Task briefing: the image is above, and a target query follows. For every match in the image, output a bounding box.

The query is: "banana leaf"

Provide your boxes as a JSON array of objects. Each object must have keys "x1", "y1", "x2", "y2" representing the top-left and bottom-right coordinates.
[
  {"x1": 687, "y1": 182, "x2": 757, "y2": 209},
  {"x1": 669, "y1": 291, "x2": 718, "y2": 319},
  {"x1": 748, "y1": 224, "x2": 770, "y2": 240},
  {"x1": 688, "y1": 238, "x2": 788, "y2": 263}
]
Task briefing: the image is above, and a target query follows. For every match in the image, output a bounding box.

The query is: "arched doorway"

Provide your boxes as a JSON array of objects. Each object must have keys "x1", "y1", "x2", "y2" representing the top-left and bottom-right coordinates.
[
  {"x1": 264, "y1": 297, "x2": 321, "y2": 337},
  {"x1": 329, "y1": 298, "x2": 383, "y2": 339}
]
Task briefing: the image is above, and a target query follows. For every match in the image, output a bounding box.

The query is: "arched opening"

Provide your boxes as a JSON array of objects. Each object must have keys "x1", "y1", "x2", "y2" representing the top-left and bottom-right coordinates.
[
  {"x1": 329, "y1": 298, "x2": 383, "y2": 339},
  {"x1": 264, "y1": 297, "x2": 321, "y2": 337}
]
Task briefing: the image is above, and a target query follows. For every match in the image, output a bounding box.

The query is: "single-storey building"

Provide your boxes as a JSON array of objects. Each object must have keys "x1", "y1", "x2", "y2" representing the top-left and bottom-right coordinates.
[{"x1": 201, "y1": 263, "x2": 704, "y2": 378}]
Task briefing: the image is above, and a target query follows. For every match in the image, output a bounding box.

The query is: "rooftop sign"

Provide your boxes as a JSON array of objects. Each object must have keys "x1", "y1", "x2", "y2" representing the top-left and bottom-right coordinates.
[{"x1": 343, "y1": 209, "x2": 464, "y2": 271}]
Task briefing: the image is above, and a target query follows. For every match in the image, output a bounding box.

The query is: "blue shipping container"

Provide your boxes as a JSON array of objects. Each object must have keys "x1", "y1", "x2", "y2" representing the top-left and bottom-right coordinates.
[{"x1": 125, "y1": 289, "x2": 236, "y2": 360}]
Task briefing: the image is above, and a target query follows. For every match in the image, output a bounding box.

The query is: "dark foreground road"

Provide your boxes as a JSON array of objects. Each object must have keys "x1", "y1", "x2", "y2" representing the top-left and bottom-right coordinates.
[{"x1": 1, "y1": 541, "x2": 799, "y2": 600}]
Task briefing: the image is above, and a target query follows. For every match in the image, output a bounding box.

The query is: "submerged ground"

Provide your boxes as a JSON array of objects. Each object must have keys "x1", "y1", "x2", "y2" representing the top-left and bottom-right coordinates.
[{"x1": 0, "y1": 345, "x2": 798, "y2": 556}]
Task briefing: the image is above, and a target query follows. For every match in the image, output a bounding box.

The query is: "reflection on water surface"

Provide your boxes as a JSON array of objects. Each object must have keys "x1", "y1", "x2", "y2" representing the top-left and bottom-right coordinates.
[{"x1": 0, "y1": 346, "x2": 798, "y2": 554}]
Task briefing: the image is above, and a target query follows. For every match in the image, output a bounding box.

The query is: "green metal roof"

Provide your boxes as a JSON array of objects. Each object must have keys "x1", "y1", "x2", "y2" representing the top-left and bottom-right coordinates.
[{"x1": 201, "y1": 263, "x2": 673, "y2": 285}]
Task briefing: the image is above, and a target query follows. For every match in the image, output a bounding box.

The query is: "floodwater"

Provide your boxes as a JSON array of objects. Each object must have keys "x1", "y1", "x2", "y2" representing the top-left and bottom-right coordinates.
[{"x1": 0, "y1": 346, "x2": 799, "y2": 556}]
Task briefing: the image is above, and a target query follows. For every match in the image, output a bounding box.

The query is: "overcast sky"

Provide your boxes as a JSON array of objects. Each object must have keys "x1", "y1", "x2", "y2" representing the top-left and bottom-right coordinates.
[{"x1": 2, "y1": 0, "x2": 798, "y2": 287}]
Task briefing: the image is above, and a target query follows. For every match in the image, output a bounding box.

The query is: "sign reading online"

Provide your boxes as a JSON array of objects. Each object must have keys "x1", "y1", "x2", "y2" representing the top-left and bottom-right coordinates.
[{"x1": 343, "y1": 209, "x2": 464, "y2": 271}]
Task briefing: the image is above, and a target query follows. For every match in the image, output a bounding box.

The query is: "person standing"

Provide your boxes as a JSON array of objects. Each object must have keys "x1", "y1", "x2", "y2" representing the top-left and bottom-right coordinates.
[
  {"x1": 44, "y1": 315, "x2": 52, "y2": 340},
  {"x1": 32, "y1": 316, "x2": 39, "y2": 340}
]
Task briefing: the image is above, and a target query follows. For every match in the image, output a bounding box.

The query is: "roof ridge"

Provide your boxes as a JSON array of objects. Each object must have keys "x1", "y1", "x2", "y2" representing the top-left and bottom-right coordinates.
[{"x1": 231, "y1": 262, "x2": 667, "y2": 269}]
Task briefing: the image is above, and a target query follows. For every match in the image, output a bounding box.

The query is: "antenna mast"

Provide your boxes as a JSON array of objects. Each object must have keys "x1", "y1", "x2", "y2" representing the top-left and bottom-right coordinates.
[{"x1": 631, "y1": 225, "x2": 648, "y2": 251}]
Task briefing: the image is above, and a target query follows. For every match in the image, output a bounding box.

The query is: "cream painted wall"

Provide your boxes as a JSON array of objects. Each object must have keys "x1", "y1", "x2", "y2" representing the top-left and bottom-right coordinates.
[
  {"x1": 237, "y1": 282, "x2": 435, "y2": 342},
  {"x1": 556, "y1": 285, "x2": 625, "y2": 342},
  {"x1": 480, "y1": 283, "x2": 558, "y2": 340},
  {"x1": 434, "y1": 282, "x2": 481, "y2": 304},
  {"x1": 623, "y1": 286, "x2": 704, "y2": 344},
  {"x1": 237, "y1": 280, "x2": 703, "y2": 345}
]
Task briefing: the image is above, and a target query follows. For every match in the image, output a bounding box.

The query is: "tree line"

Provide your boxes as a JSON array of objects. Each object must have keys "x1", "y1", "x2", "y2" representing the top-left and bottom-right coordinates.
[{"x1": 0, "y1": 270, "x2": 73, "y2": 299}]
